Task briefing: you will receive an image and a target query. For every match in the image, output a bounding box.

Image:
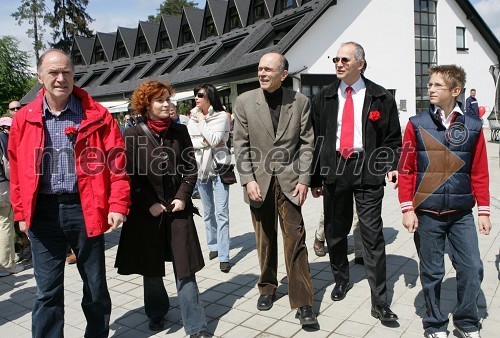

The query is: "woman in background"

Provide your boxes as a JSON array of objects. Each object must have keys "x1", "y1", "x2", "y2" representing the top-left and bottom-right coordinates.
[
  {"x1": 187, "y1": 84, "x2": 231, "y2": 273},
  {"x1": 115, "y1": 80, "x2": 211, "y2": 338}
]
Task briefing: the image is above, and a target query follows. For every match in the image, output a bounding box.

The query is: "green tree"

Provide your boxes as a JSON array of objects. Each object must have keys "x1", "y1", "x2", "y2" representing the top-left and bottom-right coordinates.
[
  {"x1": 0, "y1": 36, "x2": 36, "y2": 112},
  {"x1": 148, "y1": 0, "x2": 198, "y2": 22},
  {"x1": 11, "y1": 0, "x2": 49, "y2": 63},
  {"x1": 47, "y1": 0, "x2": 94, "y2": 52}
]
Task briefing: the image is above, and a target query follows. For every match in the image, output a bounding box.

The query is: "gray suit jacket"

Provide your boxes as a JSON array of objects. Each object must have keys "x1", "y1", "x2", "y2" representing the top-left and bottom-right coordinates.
[{"x1": 233, "y1": 87, "x2": 314, "y2": 208}]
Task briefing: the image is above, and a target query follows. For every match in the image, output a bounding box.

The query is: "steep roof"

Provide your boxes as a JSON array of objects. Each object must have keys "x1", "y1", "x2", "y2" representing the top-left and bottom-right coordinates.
[
  {"x1": 183, "y1": 7, "x2": 205, "y2": 43},
  {"x1": 207, "y1": 0, "x2": 228, "y2": 35},
  {"x1": 160, "y1": 14, "x2": 182, "y2": 49},
  {"x1": 114, "y1": 27, "x2": 137, "y2": 59},
  {"x1": 94, "y1": 32, "x2": 116, "y2": 63},
  {"x1": 72, "y1": 36, "x2": 94, "y2": 65}
]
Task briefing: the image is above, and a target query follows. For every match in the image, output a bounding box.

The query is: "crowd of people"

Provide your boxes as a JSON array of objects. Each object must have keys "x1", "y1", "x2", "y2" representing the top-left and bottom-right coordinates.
[{"x1": 0, "y1": 43, "x2": 491, "y2": 338}]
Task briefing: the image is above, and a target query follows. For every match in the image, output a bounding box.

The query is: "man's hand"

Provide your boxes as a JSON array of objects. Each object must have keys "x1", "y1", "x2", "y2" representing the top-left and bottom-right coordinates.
[
  {"x1": 478, "y1": 215, "x2": 492, "y2": 235},
  {"x1": 19, "y1": 221, "x2": 28, "y2": 234},
  {"x1": 293, "y1": 183, "x2": 308, "y2": 206},
  {"x1": 108, "y1": 212, "x2": 127, "y2": 230},
  {"x1": 402, "y1": 210, "x2": 418, "y2": 233},
  {"x1": 245, "y1": 181, "x2": 263, "y2": 202},
  {"x1": 387, "y1": 170, "x2": 398, "y2": 189},
  {"x1": 170, "y1": 199, "x2": 186, "y2": 212},
  {"x1": 149, "y1": 203, "x2": 167, "y2": 217},
  {"x1": 311, "y1": 186, "x2": 323, "y2": 198}
]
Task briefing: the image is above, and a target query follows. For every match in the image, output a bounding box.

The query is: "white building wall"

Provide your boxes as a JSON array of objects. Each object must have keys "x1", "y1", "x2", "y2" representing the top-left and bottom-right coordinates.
[
  {"x1": 286, "y1": 0, "x2": 499, "y2": 126},
  {"x1": 437, "y1": 0, "x2": 498, "y2": 114}
]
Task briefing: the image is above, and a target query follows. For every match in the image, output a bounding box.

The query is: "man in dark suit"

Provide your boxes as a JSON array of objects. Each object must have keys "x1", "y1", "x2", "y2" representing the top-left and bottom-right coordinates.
[
  {"x1": 233, "y1": 52, "x2": 317, "y2": 327},
  {"x1": 310, "y1": 42, "x2": 401, "y2": 322}
]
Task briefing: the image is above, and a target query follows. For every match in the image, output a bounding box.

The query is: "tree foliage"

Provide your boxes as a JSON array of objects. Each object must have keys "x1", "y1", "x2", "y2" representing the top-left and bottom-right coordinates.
[
  {"x1": 11, "y1": 0, "x2": 48, "y2": 63},
  {"x1": 148, "y1": 0, "x2": 198, "y2": 22},
  {"x1": 0, "y1": 36, "x2": 36, "y2": 112},
  {"x1": 47, "y1": 0, "x2": 95, "y2": 52}
]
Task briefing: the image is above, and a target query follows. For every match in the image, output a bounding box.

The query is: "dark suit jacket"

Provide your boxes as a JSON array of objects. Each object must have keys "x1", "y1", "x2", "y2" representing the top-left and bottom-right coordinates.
[{"x1": 311, "y1": 75, "x2": 402, "y2": 187}]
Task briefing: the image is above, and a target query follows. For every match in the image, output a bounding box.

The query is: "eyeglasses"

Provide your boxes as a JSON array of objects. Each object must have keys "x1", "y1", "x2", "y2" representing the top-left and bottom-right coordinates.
[
  {"x1": 9, "y1": 106, "x2": 21, "y2": 111},
  {"x1": 196, "y1": 92, "x2": 206, "y2": 99},
  {"x1": 332, "y1": 57, "x2": 350, "y2": 64},
  {"x1": 427, "y1": 83, "x2": 448, "y2": 90}
]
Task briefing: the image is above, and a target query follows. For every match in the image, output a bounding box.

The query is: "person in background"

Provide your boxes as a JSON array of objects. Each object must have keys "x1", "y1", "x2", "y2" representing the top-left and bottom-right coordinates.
[
  {"x1": 310, "y1": 42, "x2": 401, "y2": 322},
  {"x1": 233, "y1": 52, "x2": 318, "y2": 327},
  {"x1": 115, "y1": 80, "x2": 210, "y2": 338},
  {"x1": 169, "y1": 100, "x2": 189, "y2": 125},
  {"x1": 399, "y1": 65, "x2": 491, "y2": 338},
  {"x1": 8, "y1": 101, "x2": 22, "y2": 117},
  {"x1": 465, "y1": 88, "x2": 479, "y2": 117},
  {"x1": 8, "y1": 49, "x2": 130, "y2": 337},
  {"x1": 0, "y1": 116, "x2": 25, "y2": 277},
  {"x1": 187, "y1": 83, "x2": 232, "y2": 273}
]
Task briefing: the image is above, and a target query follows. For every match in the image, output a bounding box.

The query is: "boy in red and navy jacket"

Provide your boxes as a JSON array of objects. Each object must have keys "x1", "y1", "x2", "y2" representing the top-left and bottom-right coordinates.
[{"x1": 398, "y1": 65, "x2": 491, "y2": 338}]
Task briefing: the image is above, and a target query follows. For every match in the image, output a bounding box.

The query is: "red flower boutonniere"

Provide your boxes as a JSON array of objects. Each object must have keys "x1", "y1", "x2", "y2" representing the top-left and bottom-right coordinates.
[
  {"x1": 368, "y1": 110, "x2": 381, "y2": 122},
  {"x1": 64, "y1": 126, "x2": 78, "y2": 144}
]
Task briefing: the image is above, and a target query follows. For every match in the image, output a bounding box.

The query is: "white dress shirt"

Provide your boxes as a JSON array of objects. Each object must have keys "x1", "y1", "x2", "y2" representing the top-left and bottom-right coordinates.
[
  {"x1": 336, "y1": 77, "x2": 366, "y2": 152},
  {"x1": 434, "y1": 103, "x2": 464, "y2": 130}
]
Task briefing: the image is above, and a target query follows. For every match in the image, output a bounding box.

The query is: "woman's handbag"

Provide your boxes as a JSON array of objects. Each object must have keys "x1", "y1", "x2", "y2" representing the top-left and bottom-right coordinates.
[{"x1": 214, "y1": 162, "x2": 237, "y2": 185}]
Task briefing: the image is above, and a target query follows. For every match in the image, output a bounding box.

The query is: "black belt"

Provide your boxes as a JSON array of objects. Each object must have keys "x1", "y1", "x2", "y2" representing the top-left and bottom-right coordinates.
[
  {"x1": 39, "y1": 193, "x2": 81, "y2": 204},
  {"x1": 336, "y1": 151, "x2": 365, "y2": 160}
]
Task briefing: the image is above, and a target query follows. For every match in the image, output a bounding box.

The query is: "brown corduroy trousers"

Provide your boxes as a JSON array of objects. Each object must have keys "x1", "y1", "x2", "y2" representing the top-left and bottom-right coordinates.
[{"x1": 250, "y1": 177, "x2": 314, "y2": 309}]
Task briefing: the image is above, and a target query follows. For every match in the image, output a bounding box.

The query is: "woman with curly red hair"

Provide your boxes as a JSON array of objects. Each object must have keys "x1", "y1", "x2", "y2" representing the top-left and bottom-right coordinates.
[{"x1": 115, "y1": 81, "x2": 211, "y2": 338}]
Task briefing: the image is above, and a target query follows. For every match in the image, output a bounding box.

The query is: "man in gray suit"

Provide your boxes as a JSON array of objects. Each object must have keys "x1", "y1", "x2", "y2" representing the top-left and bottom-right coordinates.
[{"x1": 233, "y1": 52, "x2": 317, "y2": 327}]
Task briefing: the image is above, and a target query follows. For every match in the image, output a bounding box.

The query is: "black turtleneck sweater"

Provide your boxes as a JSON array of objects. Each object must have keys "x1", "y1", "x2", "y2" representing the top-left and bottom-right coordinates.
[{"x1": 263, "y1": 87, "x2": 283, "y2": 135}]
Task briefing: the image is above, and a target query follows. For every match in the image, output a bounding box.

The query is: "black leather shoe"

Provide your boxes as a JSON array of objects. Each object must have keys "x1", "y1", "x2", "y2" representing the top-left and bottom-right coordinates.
[
  {"x1": 209, "y1": 251, "x2": 218, "y2": 260},
  {"x1": 371, "y1": 304, "x2": 399, "y2": 322},
  {"x1": 331, "y1": 281, "x2": 351, "y2": 301},
  {"x1": 354, "y1": 256, "x2": 364, "y2": 265},
  {"x1": 257, "y1": 294, "x2": 276, "y2": 311},
  {"x1": 295, "y1": 306, "x2": 318, "y2": 326},
  {"x1": 220, "y1": 262, "x2": 231, "y2": 273},
  {"x1": 190, "y1": 331, "x2": 212, "y2": 338},
  {"x1": 148, "y1": 316, "x2": 165, "y2": 331}
]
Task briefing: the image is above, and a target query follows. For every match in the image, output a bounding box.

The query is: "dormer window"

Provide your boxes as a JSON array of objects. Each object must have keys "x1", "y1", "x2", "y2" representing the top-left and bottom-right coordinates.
[
  {"x1": 205, "y1": 16, "x2": 216, "y2": 37},
  {"x1": 228, "y1": 6, "x2": 241, "y2": 30},
  {"x1": 281, "y1": 0, "x2": 295, "y2": 10},
  {"x1": 72, "y1": 51, "x2": 84, "y2": 65},
  {"x1": 137, "y1": 36, "x2": 148, "y2": 55},
  {"x1": 116, "y1": 41, "x2": 127, "y2": 59},
  {"x1": 159, "y1": 30, "x2": 171, "y2": 50},
  {"x1": 95, "y1": 46, "x2": 106, "y2": 63},
  {"x1": 181, "y1": 24, "x2": 193, "y2": 45},
  {"x1": 254, "y1": 0, "x2": 266, "y2": 21}
]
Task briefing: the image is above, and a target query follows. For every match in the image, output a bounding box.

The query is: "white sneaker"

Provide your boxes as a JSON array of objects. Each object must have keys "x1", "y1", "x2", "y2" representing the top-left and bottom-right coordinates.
[
  {"x1": 424, "y1": 332, "x2": 448, "y2": 338},
  {"x1": 456, "y1": 328, "x2": 481, "y2": 338},
  {"x1": 0, "y1": 263, "x2": 25, "y2": 277}
]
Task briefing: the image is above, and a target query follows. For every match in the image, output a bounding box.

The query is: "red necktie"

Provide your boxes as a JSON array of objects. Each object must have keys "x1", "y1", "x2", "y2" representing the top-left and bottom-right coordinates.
[{"x1": 340, "y1": 86, "x2": 354, "y2": 158}]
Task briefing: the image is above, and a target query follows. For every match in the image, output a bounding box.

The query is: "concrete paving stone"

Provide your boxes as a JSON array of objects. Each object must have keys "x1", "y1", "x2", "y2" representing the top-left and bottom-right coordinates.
[
  {"x1": 224, "y1": 324, "x2": 263, "y2": 337},
  {"x1": 220, "y1": 308, "x2": 254, "y2": 325},
  {"x1": 347, "y1": 307, "x2": 379, "y2": 326},
  {"x1": 241, "y1": 314, "x2": 278, "y2": 331},
  {"x1": 204, "y1": 303, "x2": 232, "y2": 320},
  {"x1": 264, "y1": 316, "x2": 302, "y2": 337},
  {"x1": 365, "y1": 326, "x2": 407, "y2": 338},
  {"x1": 64, "y1": 324, "x2": 86, "y2": 338},
  {"x1": 214, "y1": 293, "x2": 250, "y2": 308},
  {"x1": 114, "y1": 311, "x2": 148, "y2": 328},
  {"x1": 207, "y1": 319, "x2": 237, "y2": 337},
  {"x1": 334, "y1": 320, "x2": 372, "y2": 337},
  {"x1": 320, "y1": 303, "x2": 357, "y2": 321},
  {"x1": 200, "y1": 289, "x2": 227, "y2": 303},
  {"x1": 0, "y1": 322, "x2": 32, "y2": 336}
]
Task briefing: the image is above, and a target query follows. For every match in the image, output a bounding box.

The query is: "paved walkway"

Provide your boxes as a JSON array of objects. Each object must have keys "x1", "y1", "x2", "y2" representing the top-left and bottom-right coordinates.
[{"x1": 1, "y1": 135, "x2": 499, "y2": 337}]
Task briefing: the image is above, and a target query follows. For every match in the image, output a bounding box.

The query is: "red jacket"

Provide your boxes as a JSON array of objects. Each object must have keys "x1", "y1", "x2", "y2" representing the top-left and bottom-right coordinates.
[{"x1": 8, "y1": 86, "x2": 131, "y2": 237}]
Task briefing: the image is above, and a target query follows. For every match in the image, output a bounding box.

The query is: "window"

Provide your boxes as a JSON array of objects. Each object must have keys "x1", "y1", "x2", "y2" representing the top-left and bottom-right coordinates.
[
  {"x1": 251, "y1": 16, "x2": 303, "y2": 51},
  {"x1": 414, "y1": 0, "x2": 438, "y2": 112},
  {"x1": 228, "y1": 6, "x2": 241, "y2": 31},
  {"x1": 205, "y1": 16, "x2": 216, "y2": 38},
  {"x1": 94, "y1": 46, "x2": 106, "y2": 63},
  {"x1": 72, "y1": 51, "x2": 84, "y2": 65},
  {"x1": 280, "y1": 0, "x2": 295, "y2": 11},
  {"x1": 121, "y1": 63, "x2": 147, "y2": 82},
  {"x1": 81, "y1": 71, "x2": 105, "y2": 87},
  {"x1": 115, "y1": 41, "x2": 128, "y2": 59},
  {"x1": 456, "y1": 27, "x2": 467, "y2": 50},
  {"x1": 204, "y1": 36, "x2": 246, "y2": 65},
  {"x1": 101, "y1": 67, "x2": 126, "y2": 85},
  {"x1": 136, "y1": 36, "x2": 149, "y2": 55},
  {"x1": 181, "y1": 24, "x2": 193, "y2": 45},
  {"x1": 253, "y1": 0, "x2": 267, "y2": 23},
  {"x1": 158, "y1": 30, "x2": 172, "y2": 51}
]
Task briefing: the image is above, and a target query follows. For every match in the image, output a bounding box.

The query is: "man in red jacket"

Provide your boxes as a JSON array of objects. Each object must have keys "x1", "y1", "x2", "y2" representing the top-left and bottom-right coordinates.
[{"x1": 8, "y1": 49, "x2": 130, "y2": 338}]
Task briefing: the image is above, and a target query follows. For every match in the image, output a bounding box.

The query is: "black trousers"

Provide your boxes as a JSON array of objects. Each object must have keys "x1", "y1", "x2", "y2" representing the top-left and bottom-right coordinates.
[{"x1": 323, "y1": 156, "x2": 388, "y2": 305}]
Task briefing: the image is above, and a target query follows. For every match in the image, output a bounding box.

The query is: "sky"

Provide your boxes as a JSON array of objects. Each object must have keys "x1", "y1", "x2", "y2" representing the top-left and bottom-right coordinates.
[{"x1": 0, "y1": 0, "x2": 498, "y2": 68}]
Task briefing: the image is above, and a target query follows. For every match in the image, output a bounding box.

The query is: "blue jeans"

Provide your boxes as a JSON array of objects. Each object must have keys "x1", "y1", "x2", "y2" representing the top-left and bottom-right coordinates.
[
  {"x1": 28, "y1": 197, "x2": 111, "y2": 338},
  {"x1": 198, "y1": 175, "x2": 230, "y2": 262},
  {"x1": 414, "y1": 211, "x2": 483, "y2": 334},
  {"x1": 143, "y1": 275, "x2": 207, "y2": 335}
]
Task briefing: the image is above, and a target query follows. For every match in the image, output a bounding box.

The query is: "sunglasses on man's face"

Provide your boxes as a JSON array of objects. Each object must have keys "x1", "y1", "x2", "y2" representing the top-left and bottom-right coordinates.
[
  {"x1": 332, "y1": 57, "x2": 350, "y2": 64},
  {"x1": 196, "y1": 92, "x2": 206, "y2": 99},
  {"x1": 9, "y1": 106, "x2": 21, "y2": 111}
]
